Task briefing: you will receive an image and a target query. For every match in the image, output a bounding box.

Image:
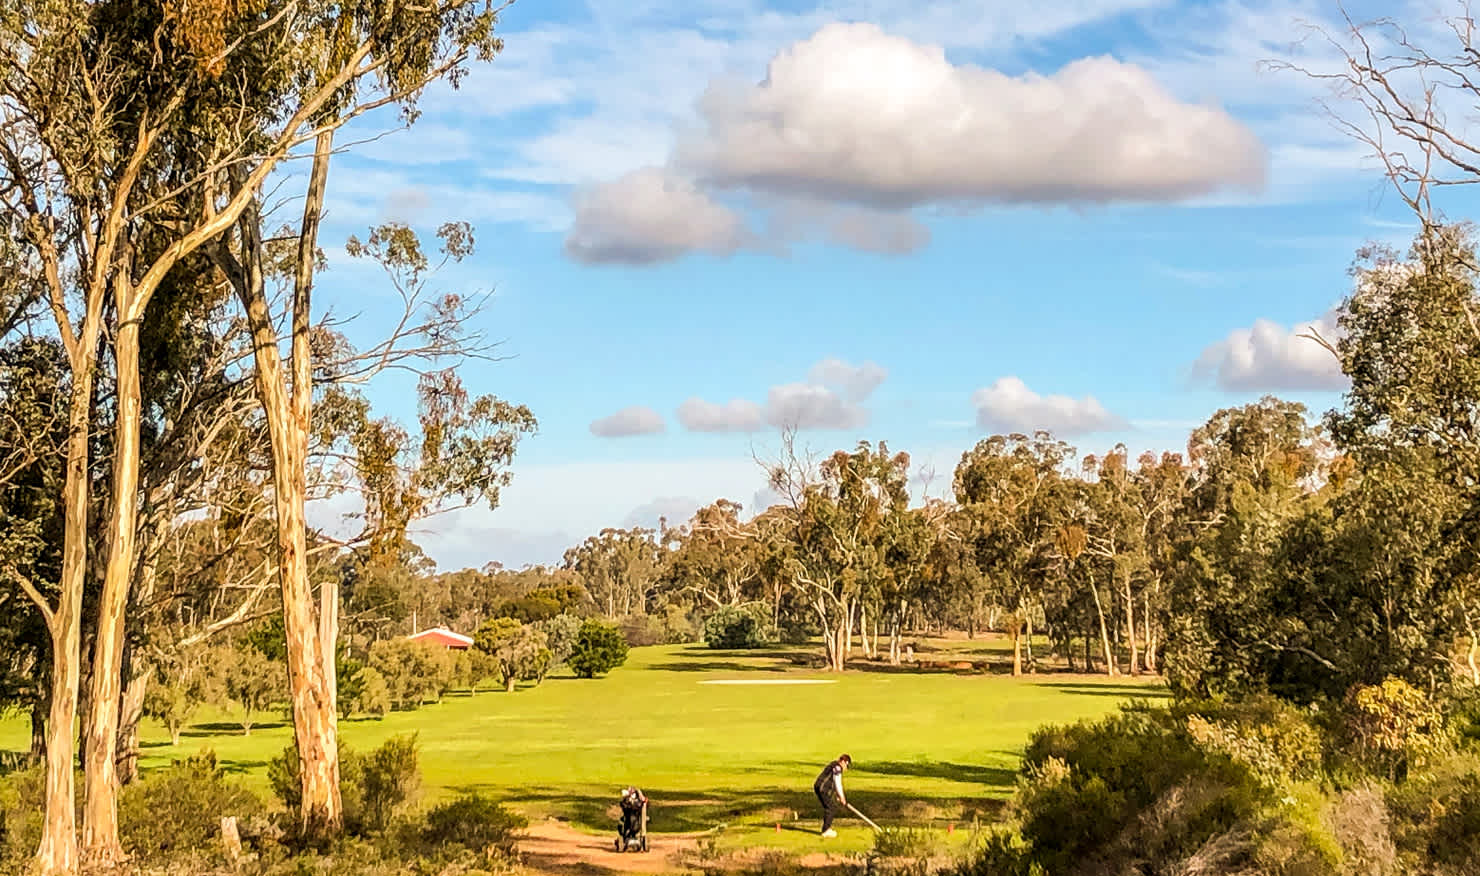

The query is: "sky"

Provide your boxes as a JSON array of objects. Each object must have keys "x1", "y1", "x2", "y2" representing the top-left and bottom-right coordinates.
[{"x1": 301, "y1": 0, "x2": 1473, "y2": 572}]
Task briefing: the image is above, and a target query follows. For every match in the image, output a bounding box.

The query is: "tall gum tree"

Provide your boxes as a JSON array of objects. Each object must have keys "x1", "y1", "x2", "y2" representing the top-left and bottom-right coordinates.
[{"x1": 2, "y1": 0, "x2": 512, "y2": 866}]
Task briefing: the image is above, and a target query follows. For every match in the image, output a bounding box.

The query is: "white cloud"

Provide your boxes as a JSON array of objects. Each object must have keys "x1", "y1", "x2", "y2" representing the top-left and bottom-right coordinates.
[
  {"x1": 807, "y1": 357, "x2": 888, "y2": 402},
  {"x1": 1192, "y1": 309, "x2": 1347, "y2": 391},
  {"x1": 677, "y1": 397, "x2": 766, "y2": 433},
  {"x1": 678, "y1": 23, "x2": 1266, "y2": 209},
  {"x1": 622, "y1": 496, "x2": 707, "y2": 529},
  {"x1": 765, "y1": 382, "x2": 870, "y2": 430},
  {"x1": 564, "y1": 167, "x2": 752, "y2": 265},
  {"x1": 972, "y1": 376, "x2": 1125, "y2": 436},
  {"x1": 589, "y1": 405, "x2": 668, "y2": 437},
  {"x1": 679, "y1": 357, "x2": 888, "y2": 433},
  {"x1": 560, "y1": 20, "x2": 1268, "y2": 261}
]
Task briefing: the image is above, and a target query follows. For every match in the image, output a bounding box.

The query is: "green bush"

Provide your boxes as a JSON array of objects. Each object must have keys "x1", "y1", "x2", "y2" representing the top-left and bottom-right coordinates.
[
  {"x1": 0, "y1": 764, "x2": 43, "y2": 871},
  {"x1": 420, "y1": 792, "x2": 527, "y2": 854},
  {"x1": 619, "y1": 613, "x2": 668, "y2": 647},
  {"x1": 362, "y1": 734, "x2": 421, "y2": 833},
  {"x1": 872, "y1": 826, "x2": 939, "y2": 859},
  {"x1": 269, "y1": 734, "x2": 420, "y2": 837},
  {"x1": 1002, "y1": 699, "x2": 1341, "y2": 876},
  {"x1": 535, "y1": 612, "x2": 583, "y2": 668},
  {"x1": 703, "y1": 604, "x2": 775, "y2": 649},
  {"x1": 568, "y1": 619, "x2": 629, "y2": 678},
  {"x1": 119, "y1": 749, "x2": 262, "y2": 858}
]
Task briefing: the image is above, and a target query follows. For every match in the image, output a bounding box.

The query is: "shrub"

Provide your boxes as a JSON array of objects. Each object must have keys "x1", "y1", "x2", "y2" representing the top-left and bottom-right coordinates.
[
  {"x1": 873, "y1": 826, "x2": 940, "y2": 859},
  {"x1": 1009, "y1": 699, "x2": 1332, "y2": 876},
  {"x1": 0, "y1": 764, "x2": 43, "y2": 871},
  {"x1": 619, "y1": 613, "x2": 668, "y2": 647},
  {"x1": 118, "y1": 749, "x2": 262, "y2": 858},
  {"x1": 536, "y1": 612, "x2": 583, "y2": 667},
  {"x1": 568, "y1": 619, "x2": 628, "y2": 678},
  {"x1": 421, "y1": 792, "x2": 527, "y2": 854},
  {"x1": 703, "y1": 604, "x2": 774, "y2": 650},
  {"x1": 1343, "y1": 677, "x2": 1450, "y2": 781},
  {"x1": 361, "y1": 734, "x2": 422, "y2": 833},
  {"x1": 270, "y1": 735, "x2": 420, "y2": 837},
  {"x1": 351, "y1": 665, "x2": 392, "y2": 717}
]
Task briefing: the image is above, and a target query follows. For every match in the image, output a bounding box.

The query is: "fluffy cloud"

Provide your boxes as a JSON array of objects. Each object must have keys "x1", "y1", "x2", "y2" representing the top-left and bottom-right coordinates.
[
  {"x1": 676, "y1": 397, "x2": 766, "y2": 433},
  {"x1": 1192, "y1": 310, "x2": 1347, "y2": 392},
  {"x1": 972, "y1": 377, "x2": 1125, "y2": 436},
  {"x1": 680, "y1": 23, "x2": 1266, "y2": 209},
  {"x1": 589, "y1": 405, "x2": 667, "y2": 437},
  {"x1": 807, "y1": 357, "x2": 888, "y2": 402},
  {"x1": 764, "y1": 382, "x2": 870, "y2": 430},
  {"x1": 561, "y1": 21, "x2": 1266, "y2": 263},
  {"x1": 564, "y1": 167, "x2": 752, "y2": 265},
  {"x1": 678, "y1": 357, "x2": 888, "y2": 433}
]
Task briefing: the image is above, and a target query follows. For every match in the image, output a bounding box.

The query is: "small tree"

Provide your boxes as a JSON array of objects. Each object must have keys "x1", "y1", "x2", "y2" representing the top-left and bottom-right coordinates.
[
  {"x1": 703, "y1": 604, "x2": 775, "y2": 650},
  {"x1": 536, "y1": 613, "x2": 584, "y2": 669},
  {"x1": 474, "y1": 618, "x2": 550, "y2": 692},
  {"x1": 222, "y1": 645, "x2": 283, "y2": 736},
  {"x1": 568, "y1": 620, "x2": 629, "y2": 679},
  {"x1": 142, "y1": 678, "x2": 201, "y2": 747}
]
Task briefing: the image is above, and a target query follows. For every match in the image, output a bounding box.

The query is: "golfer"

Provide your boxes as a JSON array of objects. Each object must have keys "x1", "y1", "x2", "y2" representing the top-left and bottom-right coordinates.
[{"x1": 813, "y1": 753, "x2": 851, "y2": 837}]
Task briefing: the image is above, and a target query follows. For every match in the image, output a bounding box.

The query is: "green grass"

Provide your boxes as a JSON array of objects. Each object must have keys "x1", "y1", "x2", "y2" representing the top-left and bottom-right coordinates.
[{"x1": 0, "y1": 641, "x2": 1166, "y2": 856}]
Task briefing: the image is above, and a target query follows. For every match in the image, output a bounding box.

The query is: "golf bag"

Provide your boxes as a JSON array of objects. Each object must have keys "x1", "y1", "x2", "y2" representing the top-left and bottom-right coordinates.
[{"x1": 615, "y1": 787, "x2": 649, "y2": 852}]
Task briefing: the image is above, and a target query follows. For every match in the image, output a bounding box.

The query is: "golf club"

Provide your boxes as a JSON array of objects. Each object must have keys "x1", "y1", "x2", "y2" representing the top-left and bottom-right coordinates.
[{"x1": 846, "y1": 802, "x2": 882, "y2": 833}]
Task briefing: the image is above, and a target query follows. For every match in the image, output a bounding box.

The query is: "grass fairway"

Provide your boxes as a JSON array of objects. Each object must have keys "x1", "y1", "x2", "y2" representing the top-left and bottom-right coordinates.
[{"x1": 0, "y1": 642, "x2": 1166, "y2": 857}]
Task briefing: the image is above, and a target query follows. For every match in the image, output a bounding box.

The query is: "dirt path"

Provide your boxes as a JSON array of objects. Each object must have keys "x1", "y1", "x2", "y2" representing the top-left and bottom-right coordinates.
[{"x1": 518, "y1": 818, "x2": 708, "y2": 874}]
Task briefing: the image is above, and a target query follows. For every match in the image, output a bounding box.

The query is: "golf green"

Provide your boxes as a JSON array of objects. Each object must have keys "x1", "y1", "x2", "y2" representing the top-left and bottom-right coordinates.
[{"x1": 0, "y1": 642, "x2": 1166, "y2": 854}]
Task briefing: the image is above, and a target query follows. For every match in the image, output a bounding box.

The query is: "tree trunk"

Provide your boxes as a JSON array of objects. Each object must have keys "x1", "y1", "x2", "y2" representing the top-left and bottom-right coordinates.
[
  {"x1": 83, "y1": 297, "x2": 142, "y2": 868},
  {"x1": 116, "y1": 672, "x2": 148, "y2": 786},
  {"x1": 1024, "y1": 609, "x2": 1035, "y2": 671},
  {"x1": 34, "y1": 343, "x2": 100, "y2": 876},
  {"x1": 1088, "y1": 572, "x2": 1118, "y2": 677},
  {"x1": 231, "y1": 149, "x2": 342, "y2": 838},
  {"x1": 843, "y1": 601, "x2": 854, "y2": 660},
  {"x1": 1011, "y1": 623, "x2": 1023, "y2": 677},
  {"x1": 30, "y1": 703, "x2": 45, "y2": 764},
  {"x1": 503, "y1": 674, "x2": 515, "y2": 693},
  {"x1": 1123, "y1": 571, "x2": 1139, "y2": 676}
]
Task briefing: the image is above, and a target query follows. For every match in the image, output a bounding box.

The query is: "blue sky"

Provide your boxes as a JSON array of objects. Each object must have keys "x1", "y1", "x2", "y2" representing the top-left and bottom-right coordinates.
[{"x1": 302, "y1": 0, "x2": 1460, "y2": 571}]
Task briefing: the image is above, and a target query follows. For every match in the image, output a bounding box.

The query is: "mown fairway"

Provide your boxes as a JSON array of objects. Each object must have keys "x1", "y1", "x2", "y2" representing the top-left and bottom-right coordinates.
[{"x1": 0, "y1": 641, "x2": 1166, "y2": 854}]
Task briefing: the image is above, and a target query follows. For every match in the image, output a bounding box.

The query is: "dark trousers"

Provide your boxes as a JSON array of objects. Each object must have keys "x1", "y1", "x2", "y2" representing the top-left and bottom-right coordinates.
[{"x1": 815, "y1": 788, "x2": 836, "y2": 832}]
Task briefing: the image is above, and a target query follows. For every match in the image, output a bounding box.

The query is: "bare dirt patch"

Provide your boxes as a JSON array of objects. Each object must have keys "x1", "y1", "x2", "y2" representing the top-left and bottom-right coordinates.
[{"x1": 518, "y1": 818, "x2": 706, "y2": 874}]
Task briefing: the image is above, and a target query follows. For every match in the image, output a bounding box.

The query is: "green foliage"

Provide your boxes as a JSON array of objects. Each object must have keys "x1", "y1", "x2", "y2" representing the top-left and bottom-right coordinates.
[
  {"x1": 1386, "y1": 750, "x2": 1480, "y2": 873},
  {"x1": 361, "y1": 734, "x2": 422, "y2": 834},
  {"x1": 1007, "y1": 699, "x2": 1338, "y2": 876},
  {"x1": 703, "y1": 603, "x2": 776, "y2": 650},
  {"x1": 495, "y1": 583, "x2": 590, "y2": 623},
  {"x1": 474, "y1": 617, "x2": 550, "y2": 690},
  {"x1": 367, "y1": 637, "x2": 455, "y2": 709},
  {"x1": 568, "y1": 618, "x2": 629, "y2": 678},
  {"x1": 1343, "y1": 677, "x2": 1451, "y2": 781},
  {"x1": 872, "y1": 826, "x2": 939, "y2": 859},
  {"x1": 218, "y1": 640, "x2": 285, "y2": 735},
  {"x1": 269, "y1": 734, "x2": 421, "y2": 837},
  {"x1": 419, "y1": 792, "x2": 527, "y2": 854},
  {"x1": 118, "y1": 749, "x2": 262, "y2": 858},
  {"x1": 535, "y1": 612, "x2": 584, "y2": 666},
  {"x1": 0, "y1": 764, "x2": 43, "y2": 871},
  {"x1": 353, "y1": 666, "x2": 393, "y2": 717}
]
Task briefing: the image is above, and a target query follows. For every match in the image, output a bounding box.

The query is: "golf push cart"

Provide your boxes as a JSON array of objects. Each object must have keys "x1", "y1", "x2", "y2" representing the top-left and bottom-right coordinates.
[{"x1": 616, "y1": 786, "x2": 649, "y2": 853}]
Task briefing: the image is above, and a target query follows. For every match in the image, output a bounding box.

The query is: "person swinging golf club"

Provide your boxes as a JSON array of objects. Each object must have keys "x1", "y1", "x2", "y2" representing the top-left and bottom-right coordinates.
[{"x1": 813, "y1": 753, "x2": 851, "y2": 837}]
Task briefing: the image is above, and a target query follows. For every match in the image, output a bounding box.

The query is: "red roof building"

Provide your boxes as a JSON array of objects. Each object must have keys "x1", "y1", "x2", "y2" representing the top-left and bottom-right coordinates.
[{"x1": 407, "y1": 627, "x2": 474, "y2": 650}]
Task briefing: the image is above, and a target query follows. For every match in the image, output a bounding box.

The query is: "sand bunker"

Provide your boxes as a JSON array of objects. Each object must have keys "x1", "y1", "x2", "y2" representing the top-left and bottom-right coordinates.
[{"x1": 698, "y1": 679, "x2": 838, "y2": 685}]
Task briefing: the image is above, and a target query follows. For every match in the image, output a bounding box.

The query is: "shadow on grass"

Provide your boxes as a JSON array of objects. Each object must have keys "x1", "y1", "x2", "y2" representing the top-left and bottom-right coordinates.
[
  {"x1": 652, "y1": 661, "x2": 789, "y2": 674},
  {"x1": 182, "y1": 720, "x2": 288, "y2": 736},
  {"x1": 852, "y1": 760, "x2": 1016, "y2": 787},
  {"x1": 1032, "y1": 682, "x2": 1170, "y2": 699}
]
